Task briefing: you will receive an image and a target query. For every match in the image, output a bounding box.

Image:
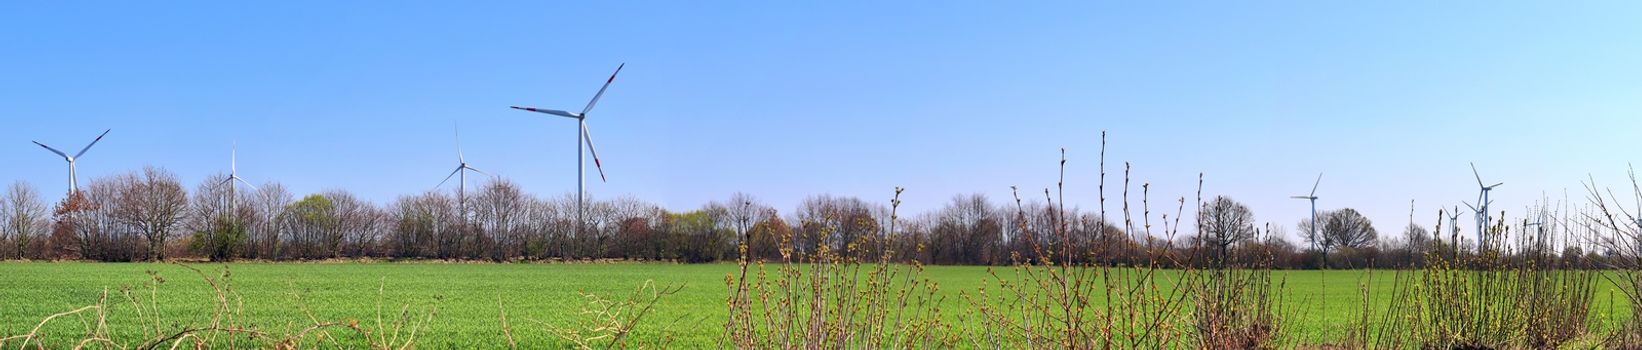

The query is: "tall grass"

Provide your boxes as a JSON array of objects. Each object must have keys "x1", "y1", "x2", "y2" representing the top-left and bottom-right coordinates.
[
  {"x1": 1588, "y1": 168, "x2": 1642, "y2": 346},
  {"x1": 1347, "y1": 205, "x2": 1599, "y2": 349},
  {"x1": 960, "y1": 133, "x2": 1287, "y2": 349},
  {"x1": 518, "y1": 280, "x2": 684, "y2": 349},
  {"x1": 722, "y1": 187, "x2": 955, "y2": 348}
]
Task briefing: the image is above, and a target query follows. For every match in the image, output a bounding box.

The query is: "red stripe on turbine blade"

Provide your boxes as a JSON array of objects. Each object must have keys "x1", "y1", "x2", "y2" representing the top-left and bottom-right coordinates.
[{"x1": 594, "y1": 159, "x2": 607, "y2": 181}]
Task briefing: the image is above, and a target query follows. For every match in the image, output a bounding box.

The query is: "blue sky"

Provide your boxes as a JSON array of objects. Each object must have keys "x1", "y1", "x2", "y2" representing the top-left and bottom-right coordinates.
[{"x1": 2, "y1": 2, "x2": 1639, "y2": 242}]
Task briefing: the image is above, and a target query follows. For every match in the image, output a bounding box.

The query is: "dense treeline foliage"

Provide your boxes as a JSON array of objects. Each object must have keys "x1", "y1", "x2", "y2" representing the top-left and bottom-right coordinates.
[{"x1": 0, "y1": 166, "x2": 1621, "y2": 267}]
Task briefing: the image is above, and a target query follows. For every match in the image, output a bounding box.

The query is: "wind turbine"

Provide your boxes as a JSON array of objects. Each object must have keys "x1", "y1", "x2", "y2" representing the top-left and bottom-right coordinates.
[
  {"x1": 1523, "y1": 213, "x2": 1545, "y2": 250},
  {"x1": 1291, "y1": 173, "x2": 1323, "y2": 254},
  {"x1": 436, "y1": 125, "x2": 492, "y2": 210},
  {"x1": 1468, "y1": 163, "x2": 1503, "y2": 248},
  {"x1": 510, "y1": 63, "x2": 623, "y2": 238},
  {"x1": 1463, "y1": 201, "x2": 1489, "y2": 250},
  {"x1": 1445, "y1": 205, "x2": 1462, "y2": 257},
  {"x1": 217, "y1": 143, "x2": 259, "y2": 213},
  {"x1": 32, "y1": 129, "x2": 110, "y2": 195}
]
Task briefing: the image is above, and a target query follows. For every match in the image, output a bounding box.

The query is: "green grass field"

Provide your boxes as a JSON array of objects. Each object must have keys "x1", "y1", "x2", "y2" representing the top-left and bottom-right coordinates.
[{"x1": 0, "y1": 262, "x2": 1634, "y2": 348}]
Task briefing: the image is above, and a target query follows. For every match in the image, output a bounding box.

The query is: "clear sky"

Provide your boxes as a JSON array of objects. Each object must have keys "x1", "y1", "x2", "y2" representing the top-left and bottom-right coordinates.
[{"x1": 2, "y1": 2, "x2": 1639, "y2": 243}]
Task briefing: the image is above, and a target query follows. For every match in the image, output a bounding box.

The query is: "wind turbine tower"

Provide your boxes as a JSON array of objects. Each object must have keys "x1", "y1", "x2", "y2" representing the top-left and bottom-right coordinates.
[
  {"x1": 32, "y1": 129, "x2": 111, "y2": 195},
  {"x1": 510, "y1": 63, "x2": 623, "y2": 239}
]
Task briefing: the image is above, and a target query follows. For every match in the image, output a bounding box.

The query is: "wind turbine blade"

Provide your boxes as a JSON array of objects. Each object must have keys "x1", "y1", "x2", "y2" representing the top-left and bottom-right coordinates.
[
  {"x1": 580, "y1": 63, "x2": 625, "y2": 116},
  {"x1": 73, "y1": 129, "x2": 111, "y2": 159},
  {"x1": 1464, "y1": 201, "x2": 1479, "y2": 212},
  {"x1": 454, "y1": 123, "x2": 464, "y2": 163},
  {"x1": 1489, "y1": 182, "x2": 1504, "y2": 188},
  {"x1": 515, "y1": 106, "x2": 594, "y2": 119},
  {"x1": 219, "y1": 177, "x2": 234, "y2": 187},
  {"x1": 1310, "y1": 173, "x2": 1322, "y2": 196},
  {"x1": 435, "y1": 167, "x2": 462, "y2": 189},
  {"x1": 231, "y1": 142, "x2": 238, "y2": 174},
  {"x1": 1470, "y1": 162, "x2": 1484, "y2": 188},
  {"x1": 465, "y1": 166, "x2": 493, "y2": 178},
  {"x1": 32, "y1": 141, "x2": 68, "y2": 159},
  {"x1": 581, "y1": 122, "x2": 608, "y2": 182},
  {"x1": 1290, "y1": 196, "x2": 1311, "y2": 199},
  {"x1": 234, "y1": 177, "x2": 260, "y2": 192}
]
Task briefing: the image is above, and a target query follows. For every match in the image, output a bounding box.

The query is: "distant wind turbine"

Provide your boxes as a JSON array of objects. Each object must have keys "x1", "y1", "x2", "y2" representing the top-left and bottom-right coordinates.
[
  {"x1": 1523, "y1": 212, "x2": 1544, "y2": 249},
  {"x1": 1466, "y1": 163, "x2": 1503, "y2": 248},
  {"x1": 510, "y1": 63, "x2": 623, "y2": 238},
  {"x1": 436, "y1": 124, "x2": 492, "y2": 210},
  {"x1": 1445, "y1": 205, "x2": 1462, "y2": 257},
  {"x1": 217, "y1": 143, "x2": 259, "y2": 213},
  {"x1": 32, "y1": 129, "x2": 110, "y2": 195},
  {"x1": 1291, "y1": 173, "x2": 1323, "y2": 254}
]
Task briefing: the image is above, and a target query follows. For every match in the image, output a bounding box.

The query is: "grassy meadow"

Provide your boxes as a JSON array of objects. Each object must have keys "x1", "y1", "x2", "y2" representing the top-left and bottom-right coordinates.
[{"x1": 1, "y1": 261, "x2": 1634, "y2": 348}]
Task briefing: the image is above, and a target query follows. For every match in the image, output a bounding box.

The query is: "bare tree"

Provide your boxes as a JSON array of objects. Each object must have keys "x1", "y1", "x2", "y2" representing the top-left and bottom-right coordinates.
[
  {"x1": 325, "y1": 190, "x2": 382, "y2": 258},
  {"x1": 245, "y1": 182, "x2": 291, "y2": 259},
  {"x1": 1001, "y1": 201, "x2": 1060, "y2": 262},
  {"x1": 388, "y1": 191, "x2": 456, "y2": 258},
  {"x1": 718, "y1": 192, "x2": 772, "y2": 260},
  {"x1": 187, "y1": 174, "x2": 244, "y2": 260},
  {"x1": 929, "y1": 193, "x2": 1003, "y2": 265},
  {"x1": 76, "y1": 175, "x2": 136, "y2": 261},
  {"x1": 472, "y1": 179, "x2": 532, "y2": 259},
  {"x1": 795, "y1": 194, "x2": 882, "y2": 258},
  {"x1": 1199, "y1": 196, "x2": 1257, "y2": 265},
  {"x1": 1321, "y1": 208, "x2": 1377, "y2": 249},
  {"x1": 1404, "y1": 224, "x2": 1431, "y2": 252},
  {"x1": 112, "y1": 167, "x2": 189, "y2": 261},
  {"x1": 2, "y1": 182, "x2": 48, "y2": 259},
  {"x1": 592, "y1": 196, "x2": 662, "y2": 259},
  {"x1": 538, "y1": 193, "x2": 580, "y2": 259},
  {"x1": 525, "y1": 196, "x2": 565, "y2": 259},
  {"x1": 187, "y1": 174, "x2": 233, "y2": 232},
  {"x1": 1390, "y1": 223, "x2": 1433, "y2": 268}
]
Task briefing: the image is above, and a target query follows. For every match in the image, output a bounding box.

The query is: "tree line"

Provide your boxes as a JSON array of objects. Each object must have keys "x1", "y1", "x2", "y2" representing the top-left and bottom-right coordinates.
[{"x1": 0, "y1": 166, "x2": 1607, "y2": 268}]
